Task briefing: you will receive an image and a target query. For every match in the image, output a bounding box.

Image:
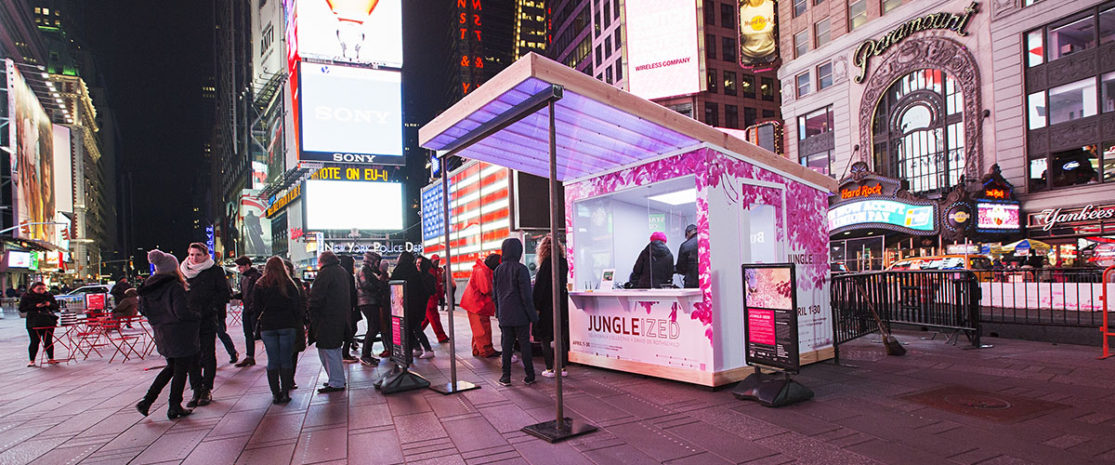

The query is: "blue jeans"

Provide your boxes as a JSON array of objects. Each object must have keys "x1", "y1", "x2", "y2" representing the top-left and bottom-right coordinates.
[
  {"x1": 261, "y1": 328, "x2": 295, "y2": 371},
  {"x1": 317, "y1": 347, "x2": 345, "y2": 388}
]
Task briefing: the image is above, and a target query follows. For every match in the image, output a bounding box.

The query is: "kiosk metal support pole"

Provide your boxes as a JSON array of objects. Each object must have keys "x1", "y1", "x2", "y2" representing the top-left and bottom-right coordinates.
[
  {"x1": 522, "y1": 100, "x2": 597, "y2": 443},
  {"x1": 430, "y1": 155, "x2": 479, "y2": 395}
]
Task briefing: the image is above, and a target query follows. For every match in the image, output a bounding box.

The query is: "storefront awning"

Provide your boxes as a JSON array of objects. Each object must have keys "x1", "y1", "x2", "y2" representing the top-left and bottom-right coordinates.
[{"x1": 419, "y1": 53, "x2": 837, "y2": 191}]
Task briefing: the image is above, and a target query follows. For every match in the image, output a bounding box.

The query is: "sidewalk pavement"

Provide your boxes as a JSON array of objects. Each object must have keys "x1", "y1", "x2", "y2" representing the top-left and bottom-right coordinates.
[{"x1": 0, "y1": 311, "x2": 1113, "y2": 464}]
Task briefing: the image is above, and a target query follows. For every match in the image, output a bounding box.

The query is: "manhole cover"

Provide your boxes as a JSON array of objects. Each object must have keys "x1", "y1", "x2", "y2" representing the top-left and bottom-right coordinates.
[{"x1": 903, "y1": 385, "x2": 1064, "y2": 423}]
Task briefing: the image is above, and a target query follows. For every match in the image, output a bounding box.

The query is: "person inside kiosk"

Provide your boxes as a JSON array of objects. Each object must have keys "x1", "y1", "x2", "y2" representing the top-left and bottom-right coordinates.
[{"x1": 573, "y1": 176, "x2": 698, "y2": 290}]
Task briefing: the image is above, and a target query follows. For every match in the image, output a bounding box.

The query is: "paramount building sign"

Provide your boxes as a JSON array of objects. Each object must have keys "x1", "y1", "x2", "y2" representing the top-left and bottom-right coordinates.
[{"x1": 853, "y1": 2, "x2": 980, "y2": 83}]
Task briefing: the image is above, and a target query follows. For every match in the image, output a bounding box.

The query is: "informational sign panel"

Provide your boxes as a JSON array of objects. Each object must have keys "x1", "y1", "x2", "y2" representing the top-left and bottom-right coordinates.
[
  {"x1": 828, "y1": 199, "x2": 937, "y2": 234},
  {"x1": 86, "y1": 293, "x2": 107, "y2": 312},
  {"x1": 742, "y1": 264, "x2": 799, "y2": 373},
  {"x1": 389, "y1": 280, "x2": 409, "y2": 366},
  {"x1": 624, "y1": 0, "x2": 703, "y2": 100}
]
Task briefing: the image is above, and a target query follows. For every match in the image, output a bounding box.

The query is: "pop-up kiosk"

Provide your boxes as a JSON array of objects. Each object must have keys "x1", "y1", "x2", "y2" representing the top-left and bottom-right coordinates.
[{"x1": 419, "y1": 53, "x2": 838, "y2": 391}]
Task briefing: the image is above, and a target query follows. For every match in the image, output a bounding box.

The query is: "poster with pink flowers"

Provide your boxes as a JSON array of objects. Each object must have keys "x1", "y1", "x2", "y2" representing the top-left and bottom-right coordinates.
[{"x1": 742, "y1": 264, "x2": 799, "y2": 373}]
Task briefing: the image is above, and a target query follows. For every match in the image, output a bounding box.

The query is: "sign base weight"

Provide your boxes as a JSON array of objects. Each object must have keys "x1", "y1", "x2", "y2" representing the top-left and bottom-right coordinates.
[
  {"x1": 732, "y1": 372, "x2": 813, "y2": 407},
  {"x1": 377, "y1": 369, "x2": 430, "y2": 394},
  {"x1": 522, "y1": 418, "x2": 598, "y2": 443},
  {"x1": 430, "y1": 380, "x2": 480, "y2": 395}
]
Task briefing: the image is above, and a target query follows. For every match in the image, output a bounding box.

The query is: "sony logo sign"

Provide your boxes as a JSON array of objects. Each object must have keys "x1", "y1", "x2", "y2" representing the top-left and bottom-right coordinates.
[
  {"x1": 333, "y1": 153, "x2": 377, "y2": 163},
  {"x1": 313, "y1": 106, "x2": 393, "y2": 124}
]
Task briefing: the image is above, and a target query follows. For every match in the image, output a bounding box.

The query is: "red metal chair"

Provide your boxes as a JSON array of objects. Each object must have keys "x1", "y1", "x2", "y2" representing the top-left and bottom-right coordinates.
[
  {"x1": 102, "y1": 316, "x2": 145, "y2": 363},
  {"x1": 30, "y1": 325, "x2": 73, "y2": 365}
]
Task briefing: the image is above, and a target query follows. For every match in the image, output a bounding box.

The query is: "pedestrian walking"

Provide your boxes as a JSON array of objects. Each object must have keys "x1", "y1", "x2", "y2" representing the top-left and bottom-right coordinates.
[
  {"x1": 285, "y1": 259, "x2": 307, "y2": 390},
  {"x1": 356, "y1": 251, "x2": 387, "y2": 366},
  {"x1": 532, "y1": 235, "x2": 569, "y2": 378},
  {"x1": 109, "y1": 276, "x2": 133, "y2": 303},
  {"x1": 339, "y1": 255, "x2": 361, "y2": 363},
  {"x1": 135, "y1": 250, "x2": 199, "y2": 420},
  {"x1": 422, "y1": 255, "x2": 450, "y2": 343},
  {"x1": 493, "y1": 238, "x2": 538, "y2": 386},
  {"x1": 376, "y1": 260, "x2": 392, "y2": 358},
  {"x1": 20, "y1": 282, "x2": 59, "y2": 366},
  {"x1": 460, "y1": 253, "x2": 500, "y2": 358},
  {"x1": 233, "y1": 256, "x2": 262, "y2": 367},
  {"x1": 390, "y1": 252, "x2": 435, "y2": 359},
  {"x1": 180, "y1": 242, "x2": 232, "y2": 408},
  {"x1": 254, "y1": 257, "x2": 302, "y2": 404},
  {"x1": 308, "y1": 251, "x2": 350, "y2": 393}
]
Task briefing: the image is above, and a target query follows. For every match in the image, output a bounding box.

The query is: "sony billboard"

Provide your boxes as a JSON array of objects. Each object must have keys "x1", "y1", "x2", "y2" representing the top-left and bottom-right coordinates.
[{"x1": 298, "y1": 64, "x2": 403, "y2": 165}]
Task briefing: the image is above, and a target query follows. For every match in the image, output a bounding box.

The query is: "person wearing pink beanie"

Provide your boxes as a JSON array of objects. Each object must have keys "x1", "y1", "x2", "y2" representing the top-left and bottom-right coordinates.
[{"x1": 629, "y1": 232, "x2": 675, "y2": 288}]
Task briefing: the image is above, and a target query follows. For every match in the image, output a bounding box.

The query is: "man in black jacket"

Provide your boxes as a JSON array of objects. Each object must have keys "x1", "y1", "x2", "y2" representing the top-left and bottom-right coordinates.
[
  {"x1": 630, "y1": 232, "x2": 675, "y2": 288},
  {"x1": 180, "y1": 243, "x2": 232, "y2": 407},
  {"x1": 309, "y1": 251, "x2": 350, "y2": 392},
  {"x1": 675, "y1": 224, "x2": 699, "y2": 288},
  {"x1": 234, "y1": 256, "x2": 262, "y2": 367},
  {"x1": 493, "y1": 238, "x2": 538, "y2": 386}
]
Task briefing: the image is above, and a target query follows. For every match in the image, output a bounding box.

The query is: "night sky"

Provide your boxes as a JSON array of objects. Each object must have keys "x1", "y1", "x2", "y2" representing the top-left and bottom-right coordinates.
[{"x1": 74, "y1": 1, "x2": 449, "y2": 262}]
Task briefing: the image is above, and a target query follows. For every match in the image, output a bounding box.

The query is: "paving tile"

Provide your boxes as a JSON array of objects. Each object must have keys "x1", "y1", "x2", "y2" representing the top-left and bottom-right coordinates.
[
  {"x1": 348, "y1": 429, "x2": 404, "y2": 464},
  {"x1": 29, "y1": 445, "x2": 101, "y2": 465},
  {"x1": 442, "y1": 415, "x2": 506, "y2": 453},
  {"x1": 207, "y1": 408, "x2": 267, "y2": 440},
  {"x1": 291, "y1": 425, "x2": 347, "y2": 464},
  {"x1": 181, "y1": 435, "x2": 251, "y2": 465},
  {"x1": 303, "y1": 399, "x2": 347, "y2": 428},
  {"x1": 247, "y1": 411, "x2": 305, "y2": 445},
  {"x1": 0, "y1": 434, "x2": 70, "y2": 465},
  {"x1": 348, "y1": 402, "x2": 392, "y2": 430},
  {"x1": 131, "y1": 429, "x2": 209, "y2": 464},
  {"x1": 604, "y1": 421, "x2": 701, "y2": 462},
  {"x1": 663, "y1": 452, "x2": 730, "y2": 464},
  {"x1": 395, "y1": 412, "x2": 449, "y2": 443},
  {"x1": 234, "y1": 441, "x2": 296, "y2": 464},
  {"x1": 664, "y1": 421, "x2": 779, "y2": 463},
  {"x1": 581, "y1": 443, "x2": 658, "y2": 465},
  {"x1": 96, "y1": 419, "x2": 174, "y2": 452},
  {"x1": 477, "y1": 404, "x2": 541, "y2": 434},
  {"x1": 386, "y1": 391, "x2": 433, "y2": 416}
]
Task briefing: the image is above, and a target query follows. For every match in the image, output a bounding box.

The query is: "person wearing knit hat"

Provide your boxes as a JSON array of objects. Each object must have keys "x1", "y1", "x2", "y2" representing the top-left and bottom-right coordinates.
[
  {"x1": 629, "y1": 231, "x2": 675, "y2": 289},
  {"x1": 136, "y1": 249, "x2": 199, "y2": 420}
]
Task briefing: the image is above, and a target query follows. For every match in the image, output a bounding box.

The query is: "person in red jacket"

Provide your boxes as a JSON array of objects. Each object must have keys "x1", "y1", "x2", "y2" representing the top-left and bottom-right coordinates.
[
  {"x1": 422, "y1": 255, "x2": 450, "y2": 343},
  {"x1": 460, "y1": 254, "x2": 501, "y2": 358}
]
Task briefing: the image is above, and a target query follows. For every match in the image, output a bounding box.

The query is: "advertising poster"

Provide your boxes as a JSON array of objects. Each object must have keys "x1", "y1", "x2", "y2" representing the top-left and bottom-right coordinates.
[
  {"x1": 239, "y1": 193, "x2": 273, "y2": 257},
  {"x1": 828, "y1": 199, "x2": 936, "y2": 234},
  {"x1": 742, "y1": 264, "x2": 799, "y2": 373},
  {"x1": 976, "y1": 202, "x2": 1020, "y2": 231},
  {"x1": 738, "y1": 0, "x2": 778, "y2": 68},
  {"x1": 52, "y1": 126, "x2": 73, "y2": 215},
  {"x1": 569, "y1": 299, "x2": 712, "y2": 372},
  {"x1": 7, "y1": 60, "x2": 57, "y2": 245},
  {"x1": 288, "y1": 0, "x2": 402, "y2": 68},
  {"x1": 625, "y1": 0, "x2": 703, "y2": 100},
  {"x1": 251, "y1": 0, "x2": 284, "y2": 88},
  {"x1": 299, "y1": 65, "x2": 403, "y2": 164},
  {"x1": 303, "y1": 179, "x2": 403, "y2": 231},
  {"x1": 389, "y1": 280, "x2": 408, "y2": 365}
]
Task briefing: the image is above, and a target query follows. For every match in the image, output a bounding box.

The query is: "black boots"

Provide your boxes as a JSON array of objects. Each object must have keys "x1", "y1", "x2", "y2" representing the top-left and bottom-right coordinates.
[
  {"x1": 234, "y1": 356, "x2": 255, "y2": 367},
  {"x1": 279, "y1": 367, "x2": 294, "y2": 403},
  {"x1": 186, "y1": 391, "x2": 200, "y2": 408},
  {"x1": 167, "y1": 404, "x2": 192, "y2": 420},
  {"x1": 135, "y1": 398, "x2": 153, "y2": 416},
  {"x1": 267, "y1": 369, "x2": 283, "y2": 404},
  {"x1": 187, "y1": 388, "x2": 212, "y2": 408}
]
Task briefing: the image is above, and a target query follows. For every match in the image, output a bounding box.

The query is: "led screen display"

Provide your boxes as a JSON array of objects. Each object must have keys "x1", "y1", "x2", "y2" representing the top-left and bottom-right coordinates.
[
  {"x1": 287, "y1": 0, "x2": 403, "y2": 68},
  {"x1": 299, "y1": 65, "x2": 403, "y2": 164},
  {"x1": 828, "y1": 200, "x2": 936, "y2": 233},
  {"x1": 6, "y1": 60, "x2": 57, "y2": 246},
  {"x1": 52, "y1": 126, "x2": 72, "y2": 215},
  {"x1": 977, "y1": 202, "x2": 1021, "y2": 230},
  {"x1": 738, "y1": 0, "x2": 777, "y2": 68},
  {"x1": 625, "y1": 0, "x2": 703, "y2": 100},
  {"x1": 304, "y1": 179, "x2": 403, "y2": 230}
]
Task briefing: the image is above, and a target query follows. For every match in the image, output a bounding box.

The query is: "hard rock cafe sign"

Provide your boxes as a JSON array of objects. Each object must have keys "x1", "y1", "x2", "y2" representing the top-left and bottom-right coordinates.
[{"x1": 852, "y1": 2, "x2": 980, "y2": 83}]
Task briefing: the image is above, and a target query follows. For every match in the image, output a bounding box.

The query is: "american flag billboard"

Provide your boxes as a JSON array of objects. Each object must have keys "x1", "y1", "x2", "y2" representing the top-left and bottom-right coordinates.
[{"x1": 421, "y1": 161, "x2": 511, "y2": 279}]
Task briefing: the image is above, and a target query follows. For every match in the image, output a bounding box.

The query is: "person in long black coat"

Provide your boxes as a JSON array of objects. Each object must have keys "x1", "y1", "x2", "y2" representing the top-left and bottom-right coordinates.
[
  {"x1": 179, "y1": 242, "x2": 231, "y2": 407},
  {"x1": 20, "y1": 282, "x2": 59, "y2": 366},
  {"x1": 532, "y1": 235, "x2": 569, "y2": 378},
  {"x1": 630, "y1": 232, "x2": 675, "y2": 288},
  {"x1": 494, "y1": 238, "x2": 538, "y2": 386},
  {"x1": 254, "y1": 256, "x2": 304, "y2": 403},
  {"x1": 675, "y1": 224, "x2": 699, "y2": 288},
  {"x1": 309, "y1": 251, "x2": 350, "y2": 392},
  {"x1": 338, "y1": 255, "x2": 361, "y2": 362},
  {"x1": 136, "y1": 250, "x2": 200, "y2": 420},
  {"x1": 390, "y1": 252, "x2": 434, "y2": 358}
]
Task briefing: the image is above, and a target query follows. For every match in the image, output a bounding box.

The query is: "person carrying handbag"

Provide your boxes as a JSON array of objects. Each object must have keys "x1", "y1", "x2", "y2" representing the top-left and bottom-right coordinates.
[{"x1": 20, "y1": 282, "x2": 60, "y2": 366}]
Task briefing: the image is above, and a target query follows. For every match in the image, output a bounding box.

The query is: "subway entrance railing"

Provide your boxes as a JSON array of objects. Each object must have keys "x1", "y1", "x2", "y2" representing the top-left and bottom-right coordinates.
[{"x1": 830, "y1": 270, "x2": 982, "y2": 360}]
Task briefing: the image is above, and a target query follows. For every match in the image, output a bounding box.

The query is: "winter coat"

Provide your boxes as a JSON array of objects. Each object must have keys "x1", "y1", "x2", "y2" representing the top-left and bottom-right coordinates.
[
  {"x1": 138, "y1": 274, "x2": 200, "y2": 358},
  {"x1": 238, "y1": 267, "x2": 262, "y2": 313},
  {"x1": 390, "y1": 254, "x2": 434, "y2": 325},
  {"x1": 253, "y1": 281, "x2": 303, "y2": 331},
  {"x1": 675, "y1": 235, "x2": 699, "y2": 288},
  {"x1": 630, "y1": 240, "x2": 675, "y2": 288},
  {"x1": 493, "y1": 238, "x2": 537, "y2": 327},
  {"x1": 357, "y1": 264, "x2": 386, "y2": 307},
  {"x1": 532, "y1": 257, "x2": 568, "y2": 341},
  {"x1": 20, "y1": 291, "x2": 59, "y2": 329},
  {"x1": 460, "y1": 260, "x2": 495, "y2": 317},
  {"x1": 185, "y1": 265, "x2": 232, "y2": 330},
  {"x1": 112, "y1": 295, "x2": 139, "y2": 317},
  {"x1": 109, "y1": 281, "x2": 132, "y2": 302},
  {"x1": 308, "y1": 259, "x2": 350, "y2": 349}
]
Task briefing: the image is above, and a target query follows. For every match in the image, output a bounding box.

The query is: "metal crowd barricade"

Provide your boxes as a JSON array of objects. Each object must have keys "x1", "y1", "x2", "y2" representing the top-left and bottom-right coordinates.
[{"x1": 981, "y1": 268, "x2": 1109, "y2": 327}]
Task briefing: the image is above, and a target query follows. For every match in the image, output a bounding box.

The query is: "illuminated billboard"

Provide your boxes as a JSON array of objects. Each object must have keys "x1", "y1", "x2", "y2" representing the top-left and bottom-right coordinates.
[
  {"x1": 6, "y1": 60, "x2": 57, "y2": 246},
  {"x1": 304, "y1": 179, "x2": 403, "y2": 231},
  {"x1": 828, "y1": 199, "x2": 937, "y2": 234},
  {"x1": 738, "y1": 0, "x2": 778, "y2": 68},
  {"x1": 286, "y1": 0, "x2": 403, "y2": 69},
  {"x1": 299, "y1": 64, "x2": 403, "y2": 164},
  {"x1": 240, "y1": 191, "x2": 273, "y2": 257},
  {"x1": 52, "y1": 125, "x2": 73, "y2": 214},
  {"x1": 625, "y1": 0, "x2": 703, "y2": 100},
  {"x1": 976, "y1": 202, "x2": 1021, "y2": 231}
]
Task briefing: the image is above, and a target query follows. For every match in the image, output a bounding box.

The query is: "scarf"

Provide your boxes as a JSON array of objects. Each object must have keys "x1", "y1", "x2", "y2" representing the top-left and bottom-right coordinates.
[{"x1": 180, "y1": 256, "x2": 215, "y2": 279}]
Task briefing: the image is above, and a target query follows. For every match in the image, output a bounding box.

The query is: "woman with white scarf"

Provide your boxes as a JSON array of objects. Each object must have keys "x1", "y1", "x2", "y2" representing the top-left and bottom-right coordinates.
[{"x1": 179, "y1": 243, "x2": 232, "y2": 408}]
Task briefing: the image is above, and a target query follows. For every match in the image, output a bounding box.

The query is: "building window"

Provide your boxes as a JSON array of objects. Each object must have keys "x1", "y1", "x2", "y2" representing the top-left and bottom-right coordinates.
[
  {"x1": 614, "y1": 0, "x2": 620, "y2": 19},
  {"x1": 707, "y1": 69, "x2": 718, "y2": 93},
  {"x1": 722, "y1": 36, "x2": 737, "y2": 63},
  {"x1": 798, "y1": 106, "x2": 834, "y2": 140},
  {"x1": 603, "y1": 2, "x2": 611, "y2": 27},
  {"x1": 606, "y1": 66, "x2": 613, "y2": 84},
  {"x1": 801, "y1": 151, "x2": 832, "y2": 175},
  {"x1": 761, "y1": 77, "x2": 775, "y2": 101},
  {"x1": 704, "y1": 0, "x2": 716, "y2": 26},
  {"x1": 705, "y1": 102, "x2": 720, "y2": 126},
  {"x1": 793, "y1": 0, "x2": 807, "y2": 17},
  {"x1": 848, "y1": 0, "x2": 867, "y2": 31},
  {"x1": 1026, "y1": 29, "x2": 1044, "y2": 67},
  {"x1": 721, "y1": 3, "x2": 735, "y2": 29},
  {"x1": 605, "y1": 40, "x2": 613, "y2": 57},
  {"x1": 762, "y1": 109, "x2": 775, "y2": 118},
  {"x1": 1047, "y1": 78, "x2": 1097, "y2": 125},
  {"x1": 595, "y1": 44, "x2": 603, "y2": 66},
  {"x1": 741, "y1": 74, "x2": 756, "y2": 98},
  {"x1": 872, "y1": 70, "x2": 965, "y2": 193},
  {"x1": 744, "y1": 107, "x2": 757, "y2": 128},
  {"x1": 815, "y1": 19, "x2": 831, "y2": 48},
  {"x1": 794, "y1": 30, "x2": 809, "y2": 57},
  {"x1": 1049, "y1": 15, "x2": 1096, "y2": 61},
  {"x1": 796, "y1": 72, "x2": 812, "y2": 97},
  {"x1": 726, "y1": 105, "x2": 739, "y2": 128},
  {"x1": 706, "y1": 33, "x2": 717, "y2": 60},
  {"x1": 883, "y1": 0, "x2": 902, "y2": 14},
  {"x1": 595, "y1": 11, "x2": 601, "y2": 37},
  {"x1": 616, "y1": 57, "x2": 623, "y2": 81},
  {"x1": 724, "y1": 71, "x2": 738, "y2": 95},
  {"x1": 817, "y1": 62, "x2": 833, "y2": 90},
  {"x1": 614, "y1": 30, "x2": 622, "y2": 50},
  {"x1": 1027, "y1": 91, "x2": 1047, "y2": 129}
]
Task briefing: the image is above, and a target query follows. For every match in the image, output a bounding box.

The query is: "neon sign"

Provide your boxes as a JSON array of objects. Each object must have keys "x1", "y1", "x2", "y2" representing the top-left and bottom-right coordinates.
[{"x1": 828, "y1": 200, "x2": 936, "y2": 233}]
